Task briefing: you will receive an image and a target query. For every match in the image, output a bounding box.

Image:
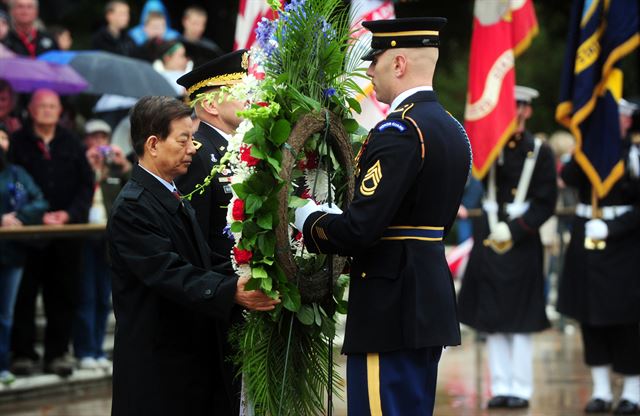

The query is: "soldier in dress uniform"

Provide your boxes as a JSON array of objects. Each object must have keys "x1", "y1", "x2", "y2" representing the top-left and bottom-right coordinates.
[
  {"x1": 174, "y1": 50, "x2": 248, "y2": 415},
  {"x1": 457, "y1": 86, "x2": 558, "y2": 409},
  {"x1": 557, "y1": 98, "x2": 640, "y2": 415},
  {"x1": 294, "y1": 17, "x2": 471, "y2": 415},
  {"x1": 175, "y1": 50, "x2": 248, "y2": 262}
]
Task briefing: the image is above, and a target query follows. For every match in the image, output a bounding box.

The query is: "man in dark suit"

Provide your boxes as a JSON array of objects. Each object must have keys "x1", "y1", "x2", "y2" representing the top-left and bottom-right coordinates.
[
  {"x1": 107, "y1": 96, "x2": 279, "y2": 416},
  {"x1": 295, "y1": 18, "x2": 471, "y2": 416},
  {"x1": 457, "y1": 86, "x2": 557, "y2": 409},
  {"x1": 175, "y1": 50, "x2": 248, "y2": 263}
]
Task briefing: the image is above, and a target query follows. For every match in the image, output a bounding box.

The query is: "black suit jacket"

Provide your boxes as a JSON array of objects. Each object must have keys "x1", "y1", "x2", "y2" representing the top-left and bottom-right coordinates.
[
  {"x1": 108, "y1": 165, "x2": 239, "y2": 416},
  {"x1": 175, "y1": 122, "x2": 234, "y2": 261},
  {"x1": 303, "y1": 90, "x2": 471, "y2": 353}
]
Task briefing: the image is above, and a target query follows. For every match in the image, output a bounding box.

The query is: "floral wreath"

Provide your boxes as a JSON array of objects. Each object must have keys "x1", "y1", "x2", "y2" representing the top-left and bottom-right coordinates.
[{"x1": 184, "y1": 0, "x2": 367, "y2": 414}]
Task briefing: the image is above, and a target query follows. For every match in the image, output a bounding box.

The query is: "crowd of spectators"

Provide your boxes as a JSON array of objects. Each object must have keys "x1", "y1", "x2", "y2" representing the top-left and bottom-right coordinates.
[{"x1": 0, "y1": 0, "x2": 226, "y2": 384}]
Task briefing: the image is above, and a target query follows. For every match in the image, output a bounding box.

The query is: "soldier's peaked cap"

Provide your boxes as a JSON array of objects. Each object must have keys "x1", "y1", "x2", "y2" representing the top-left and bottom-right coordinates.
[
  {"x1": 176, "y1": 49, "x2": 248, "y2": 102},
  {"x1": 361, "y1": 17, "x2": 447, "y2": 61}
]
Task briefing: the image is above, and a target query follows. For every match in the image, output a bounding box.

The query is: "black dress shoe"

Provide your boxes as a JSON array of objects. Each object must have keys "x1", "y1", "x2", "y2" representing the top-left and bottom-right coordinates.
[
  {"x1": 585, "y1": 398, "x2": 612, "y2": 413},
  {"x1": 506, "y1": 397, "x2": 529, "y2": 408},
  {"x1": 487, "y1": 395, "x2": 509, "y2": 408},
  {"x1": 613, "y1": 399, "x2": 640, "y2": 415}
]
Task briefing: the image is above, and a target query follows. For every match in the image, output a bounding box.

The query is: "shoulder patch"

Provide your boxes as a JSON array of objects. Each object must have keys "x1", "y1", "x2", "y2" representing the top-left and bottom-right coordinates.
[
  {"x1": 122, "y1": 184, "x2": 144, "y2": 201},
  {"x1": 376, "y1": 120, "x2": 408, "y2": 133}
]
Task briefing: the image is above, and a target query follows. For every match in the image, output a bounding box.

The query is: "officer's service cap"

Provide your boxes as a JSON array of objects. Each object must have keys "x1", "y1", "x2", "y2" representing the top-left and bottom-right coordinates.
[
  {"x1": 515, "y1": 85, "x2": 539, "y2": 104},
  {"x1": 619, "y1": 98, "x2": 638, "y2": 116},
  {"x1": 176, "y1": 49, "x2": 248, "y2": 102},
  {"x1": 361, "y1": 17, "x2": 447, "y2": 61}
]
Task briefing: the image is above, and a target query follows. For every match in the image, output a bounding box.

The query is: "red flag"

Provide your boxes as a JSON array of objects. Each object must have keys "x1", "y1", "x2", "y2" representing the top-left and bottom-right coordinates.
[
  {"x1": 234, "y1": 0, "x2": 281, "y2": 51},
  {"x1": 350, "y1": 0, "x2": 395, "y2": 130},
  {"x1": 465, "y1": 0, "x2": 538, "y2": 179}
]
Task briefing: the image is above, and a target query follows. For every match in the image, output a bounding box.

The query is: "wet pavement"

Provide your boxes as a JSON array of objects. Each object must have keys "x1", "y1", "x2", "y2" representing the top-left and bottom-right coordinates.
[{"x1": 0, "y1": 325, "x2": 605, "y2": 415}]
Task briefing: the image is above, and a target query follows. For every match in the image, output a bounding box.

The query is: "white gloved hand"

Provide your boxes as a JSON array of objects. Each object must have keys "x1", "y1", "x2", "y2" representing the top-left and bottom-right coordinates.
[
  {"x1": 482, "y1": 200, "x2": 499, "y2": 214},
  {"x1": 505, "y1": 201, "x2": 530, "y2": 220},
  {"x1": 319, "y1": 203, "x2": 343, "y2": 215},
  {"x1": 585, "y1": 219, "x2": 608, "y2": 240},
  {"x1": 489, "y1": 222, "x2": 512, "y2": 243},
  {"x1": 294, "y1": 199, "x2": 321, "y2": 230}
]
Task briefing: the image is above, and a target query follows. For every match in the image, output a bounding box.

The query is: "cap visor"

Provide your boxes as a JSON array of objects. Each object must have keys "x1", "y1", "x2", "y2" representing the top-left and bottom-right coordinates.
[{"x1": 362, "y1": 48, "x2": 383, "y2": 61}]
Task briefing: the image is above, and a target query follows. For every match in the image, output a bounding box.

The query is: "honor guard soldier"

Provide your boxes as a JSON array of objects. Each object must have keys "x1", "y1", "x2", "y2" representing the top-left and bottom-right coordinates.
[
  {"x1": 175, "y1": 50, "x2": 248, "y2": 261},
  {"x1": 294, "y1": 17, "x2": 471, "y2": 415},
  {"x1": 457, "y1": 86, "x2": 558, "y2": 409},
  {"x1": 557, "y1": 98, "x2": 640, "y2": 415},
  {"x1": 174, "y1": 50, "x2": 248, "y2": 415}
]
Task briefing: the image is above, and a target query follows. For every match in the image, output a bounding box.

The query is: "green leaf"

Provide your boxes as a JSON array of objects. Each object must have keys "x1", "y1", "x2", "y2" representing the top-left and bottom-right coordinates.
[
  {"x1": 312, "y1": 303, "x2": 322, "y2": 326},
  {"x1": 256, "y1": 213, "x2": 273, "y2": 230},
  {"x1": 252, "y1": 266, "x2": 268, "y2": 279},
  {"x1": 231, "y1": 183, "x2": 248, "y2": 199},
  {"x1": 296, "y1": 304, "x2": 315, "y2": 325},
  {"x1": 270, "y1": 118, "x2": 292, "y2": 145},
  {"x1": 245, "y1": 171, "x2": 275, "y2": 196},
  {"x1": 346, "y1": 97, "x2": 362, "y2": 114},
  {"x1": 244, "y1": 278, "x2": 261, "y2": 291},
  {"x1": 245, "y1": 194, "x2": 263, "y2": 214},
  {"x1": 266, "y1": 156, "x2": 281, "y2": 171},
  {"x1": 321, "y1": 317, "x2": 335, "y2": 338},
  {"x1": 260, "y1": 278, "x2": 273, "y2": 292},
  {"x1": 230, "y1": 221, "x2": 243, "y2": 233},
  {"x1": 283, "y1": 284, "x2": 301, "y2": 312},
  {"x1": 289, "y1": 196, "x2": 310, "y2": 208},
  {"x1": 242, "y1": 221, "x2": 260, "y2": 243},
  {"x1": 250, "y1": 145, "x2": 266, "y2": 160},
  {"x1": 342, "y1": 117, "x2": 360, "y2": 134},
  {"x1": 257, "y1": 232, "x2": 276, "y2": 257}
]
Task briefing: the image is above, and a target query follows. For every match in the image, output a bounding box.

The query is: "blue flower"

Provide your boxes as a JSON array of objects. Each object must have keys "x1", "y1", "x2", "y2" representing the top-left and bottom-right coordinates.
[
  {"x1": 322, "y1": 88, "x2": 336, "y2": 98},
  {"x1": 223, "y1": 224, "x2": 235, "y2": 241},
  {"x1": 256, "y1": 17, "x2": 277, "y2": 56}
]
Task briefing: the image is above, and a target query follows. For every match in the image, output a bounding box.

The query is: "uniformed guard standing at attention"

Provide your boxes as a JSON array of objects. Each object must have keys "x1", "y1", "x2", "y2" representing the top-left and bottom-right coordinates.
[
  {"x1": 557, "y1": 98, "x2": 640, "y2": 415},
  {"x1": 174, "y1": 50, "x2": 248, "y2": 416},
  {"x1": 294, "y1": 17, "x2": 471, "y2": 416},
  {"x1": 457, "y1": 86, "x2": 557, "y2": 409},
  {"x1": 175, "y1": 50, "x2": 248, "y2": 261}
]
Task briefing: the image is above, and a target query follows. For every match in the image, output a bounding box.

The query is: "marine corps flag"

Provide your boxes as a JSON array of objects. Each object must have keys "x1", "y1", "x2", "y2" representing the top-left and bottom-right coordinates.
[
  {"x1": 465, "y1": 0, "x2": 538, "y2": 179},
  {"x1": 556, "y1": 0, "x2": 639, "y2": 198}
]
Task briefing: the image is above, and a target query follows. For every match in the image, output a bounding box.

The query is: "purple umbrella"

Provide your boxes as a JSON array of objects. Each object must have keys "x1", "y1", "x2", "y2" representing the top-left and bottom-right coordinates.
[{"x1": 0, "y1": 56, "x2": 88, "y2": 95}]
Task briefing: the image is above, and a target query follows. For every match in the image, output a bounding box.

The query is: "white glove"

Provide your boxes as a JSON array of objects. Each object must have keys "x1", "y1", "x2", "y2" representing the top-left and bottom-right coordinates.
[
  {"x1": 294, "y1": 199, "x2": 321, "y2": 230},
  {"x1": 319, "y1": 203, "x2": 343, "y2": 214},
  {"x1": 489, "y1": 222, "x2": 512, "y2": 243},
  {"x1": 585, "y1": 219, "x2": 608, "y2": 240},
  {"x1": 482, "y1": 200, "x2": 499, "y2": 214},
  {"x1": 505, "y1": 201, "x2": 530, "y2": 220}
]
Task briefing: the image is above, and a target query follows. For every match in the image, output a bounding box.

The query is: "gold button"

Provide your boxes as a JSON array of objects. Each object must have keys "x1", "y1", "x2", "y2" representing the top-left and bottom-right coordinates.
[
  {"x1": 508, "y1": 141, "x2": 516, "y2": 149},
  {"x1": 511, "y1": 188, "x2": 517, "y2": 196},
  {"x1": 361, "y1": 272, "x2": 367, "y2": 278},
  {"x1": 391, "y1": 40, "x2": 397, "y2": 47},
  {"x1": 527, "y1": 151, "x2": 534, "y2": 157}
]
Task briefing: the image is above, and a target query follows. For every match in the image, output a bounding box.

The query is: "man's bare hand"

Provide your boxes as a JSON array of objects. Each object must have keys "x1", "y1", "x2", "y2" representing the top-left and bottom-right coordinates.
[
  {"x1": 1, "y1": 212, "x2": 23, "y2": 227},
  {"x1": 235, "y1": 276, "x2": 280, "y2": 311}
]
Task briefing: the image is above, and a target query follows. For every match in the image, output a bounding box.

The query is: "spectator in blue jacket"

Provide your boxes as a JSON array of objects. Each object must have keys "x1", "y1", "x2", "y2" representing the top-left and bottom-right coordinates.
[{"x1": 0, "y1": 123, "x2": 48, "y2": 385}]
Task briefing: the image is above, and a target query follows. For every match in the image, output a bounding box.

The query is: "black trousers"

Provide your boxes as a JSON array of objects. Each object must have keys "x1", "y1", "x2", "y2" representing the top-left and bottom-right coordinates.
[
  {"x1": 581, "y1": 323, "x2": 640, "y2": 375},
  {"x1": 11, "y1": 239, "x2": 82, "y2": 363}
]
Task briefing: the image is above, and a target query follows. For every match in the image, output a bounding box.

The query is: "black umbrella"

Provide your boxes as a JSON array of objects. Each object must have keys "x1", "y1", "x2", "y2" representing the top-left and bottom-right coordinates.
[{"x1": 38, "y1": 50, "x2": 178, "y2": 98}]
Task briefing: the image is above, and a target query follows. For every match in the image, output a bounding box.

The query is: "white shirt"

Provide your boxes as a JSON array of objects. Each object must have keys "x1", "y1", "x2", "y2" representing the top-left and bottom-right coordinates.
[
  {"x1": 201, "y1": 120, "x2": 231, "y2": 142},
  {"x1": 389, "y1": 86, "x2": 434, "y2": 112},
  {"x1": 138, "y1": 163, "x2": 178, "y2": 193}
]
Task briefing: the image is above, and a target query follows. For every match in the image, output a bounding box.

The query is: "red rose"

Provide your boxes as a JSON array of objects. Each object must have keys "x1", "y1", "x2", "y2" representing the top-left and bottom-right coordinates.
[
  {"x1": 305, "y1": 152, "x2": 319, "y2": 169},
  {"x1": 300, "y1": 189, "x2": 312, "y2": 200},
  {"x1": 294, "y1": 232, "x2": 303, "y2": 241},
  {"x1": 256, "y1": 101, "x2": 269, "y2": 107},
  {"x1": 233, "y1": 247, "x2": 253, "y2": 264},
  {"x1": 232, "y1": 198, "x2": 245, "y2": 221},
  {"x1": 240, "y1": 145, "x2": 260, "y2": 166}
]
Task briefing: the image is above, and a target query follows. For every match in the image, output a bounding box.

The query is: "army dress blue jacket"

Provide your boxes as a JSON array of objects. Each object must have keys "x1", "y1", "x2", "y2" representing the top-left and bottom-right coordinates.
[{"x1": 302, "y1": 90, "x2": 471, "y2": 354}]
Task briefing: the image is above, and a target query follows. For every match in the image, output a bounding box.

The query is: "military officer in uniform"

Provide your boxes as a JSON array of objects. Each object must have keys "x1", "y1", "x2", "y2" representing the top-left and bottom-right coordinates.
[
  {"x1": 557, "y1": 98, "x2": 640, "y2": 415},
  {"x1": 457, "y1": 86, "x2": 557, "y2": 409},
  {"x1": 295, "y1": 17, "x2": 471, "y2": 415},
  {"x1": 175, "y1": 50, "x2": 248, "y2": 260},
  {"x1": 173, "y1": 50, "x2": 248, "y2": 415}
]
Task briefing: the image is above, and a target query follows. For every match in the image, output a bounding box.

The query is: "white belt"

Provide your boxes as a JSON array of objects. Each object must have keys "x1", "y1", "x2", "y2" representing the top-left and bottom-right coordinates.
[{"x1": 575, "y1": 203, "x2": 633, "y2": 220}]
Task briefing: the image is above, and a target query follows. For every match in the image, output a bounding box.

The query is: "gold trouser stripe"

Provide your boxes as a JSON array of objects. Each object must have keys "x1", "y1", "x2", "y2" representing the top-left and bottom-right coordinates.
[
  {"x1": 387, "y1": 225, "x2": 444, "y2": 230},
  {"x1": 373, "y1": 30, "x2": 439, "y2": 37},
  {"x1": 367, "y1": 353, "x2": 383, "y2": 416},
  {"x1": 380, "y1": 236, "x2": 443, "y2": 241}
]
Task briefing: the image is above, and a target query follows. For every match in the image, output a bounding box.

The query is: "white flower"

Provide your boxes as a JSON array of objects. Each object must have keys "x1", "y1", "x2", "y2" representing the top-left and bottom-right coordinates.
[{"x1": 304, "y1": 169, "x2": 334, "y2": 203}]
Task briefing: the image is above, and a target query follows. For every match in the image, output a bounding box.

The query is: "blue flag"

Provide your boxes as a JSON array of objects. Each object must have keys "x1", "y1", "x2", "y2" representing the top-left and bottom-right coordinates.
[{"x1": 556, "y1": 0, "x2": 639, "y2": 198}]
